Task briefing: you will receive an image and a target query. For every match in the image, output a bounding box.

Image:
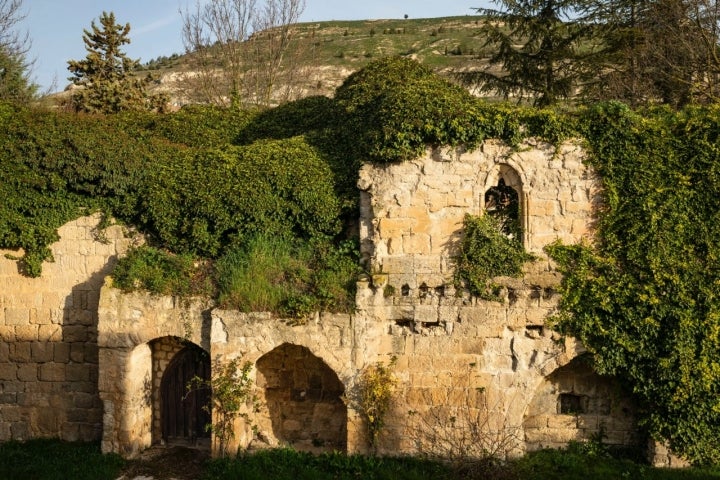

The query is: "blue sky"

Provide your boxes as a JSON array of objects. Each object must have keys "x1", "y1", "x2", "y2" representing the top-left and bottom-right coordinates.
[{"x1": 20, "y1": 1, "x2": 487, "y2": 93}]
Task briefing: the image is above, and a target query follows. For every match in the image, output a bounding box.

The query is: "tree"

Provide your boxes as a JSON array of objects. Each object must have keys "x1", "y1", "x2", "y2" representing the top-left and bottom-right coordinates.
[
  {"x1": 67, "y1": 11, "x2": 167, "y2": 113},
  {"x1": 584, "y1": 0, "x2": 720, "y2": 107},
  {"x1": 0, "y1": 0, "x2": 36, "y2": 102},
  {"x1": 179, "y1": 0, "x2": 306, "y2": 107},
  {"x1": 459, "y1": 0, "x2": 602, "y2": 106}
]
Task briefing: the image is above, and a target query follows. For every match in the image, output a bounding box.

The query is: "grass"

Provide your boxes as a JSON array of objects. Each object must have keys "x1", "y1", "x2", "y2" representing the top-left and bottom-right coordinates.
[
  {"x1": 2, "y1": 439, "x2": 720, "y2": 480},
  {"x1": 135, "y1": 16, "x2": 490, "y2": 77},
  {"x1": 0, "y1": 439, "x2": 124, "y2": 480}
]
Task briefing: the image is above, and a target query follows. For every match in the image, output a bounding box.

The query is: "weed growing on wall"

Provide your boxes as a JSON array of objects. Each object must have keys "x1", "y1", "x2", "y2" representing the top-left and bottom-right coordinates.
[
  {"x1": 454, "y1": 214, "x2": 534, "y2": 300},
  {"x1": 112, "y1": 246, "x2": 214, "y2": 297},
  {"x1": 187, "y1": 358, "x2": 258, "y2": 458},
  {"x1": 356, "y1": 357, "x2": 397, "y2": 452}
]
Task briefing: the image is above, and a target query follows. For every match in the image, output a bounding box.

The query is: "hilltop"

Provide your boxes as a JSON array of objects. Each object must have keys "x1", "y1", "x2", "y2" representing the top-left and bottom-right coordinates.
[{"x1": 135, "y1": 16, "x2": 490, "y2": 106}]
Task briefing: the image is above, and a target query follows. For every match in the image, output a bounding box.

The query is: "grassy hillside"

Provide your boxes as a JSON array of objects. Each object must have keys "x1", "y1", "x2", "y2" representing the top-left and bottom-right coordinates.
[{"x1": 136, "y1": 16, "x2": 489, "y2": 103}]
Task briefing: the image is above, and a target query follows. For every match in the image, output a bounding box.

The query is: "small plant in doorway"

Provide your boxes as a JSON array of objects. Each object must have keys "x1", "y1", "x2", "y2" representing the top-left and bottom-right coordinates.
[{"x1": 187, "y1": 357, "x2": 259, "y2": 457}]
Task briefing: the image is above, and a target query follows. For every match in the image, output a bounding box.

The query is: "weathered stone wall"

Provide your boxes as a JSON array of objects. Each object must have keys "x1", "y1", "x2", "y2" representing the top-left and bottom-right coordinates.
[
  {"x1": 3, "y1": 140, "x2": 648, "y2": 462},
  {"x1": 0, "y1": 214, "x2": 133, "y2": 442},
  {"x1": 355, "y1": 141, "x2": 634, "y2": 457}
]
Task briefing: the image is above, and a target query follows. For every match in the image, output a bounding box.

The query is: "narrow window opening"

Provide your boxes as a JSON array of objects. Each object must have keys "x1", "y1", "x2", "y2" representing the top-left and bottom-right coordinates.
[
  {"x1": 559, "y1": 393, "x2": 586, "y2": 414},
  {"x1": 485, "y1": 177, "x2": 521, "y2": 241}
]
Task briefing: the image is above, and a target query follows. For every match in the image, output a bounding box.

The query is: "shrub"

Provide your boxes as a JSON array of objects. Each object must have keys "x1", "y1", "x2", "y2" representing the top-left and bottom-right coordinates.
[
  {"x1": 112, "y1": 246, "x2": 213, "y2": 297},
  {"x1": 455, "y1": 214, "x2": 534, "y2": 299}
]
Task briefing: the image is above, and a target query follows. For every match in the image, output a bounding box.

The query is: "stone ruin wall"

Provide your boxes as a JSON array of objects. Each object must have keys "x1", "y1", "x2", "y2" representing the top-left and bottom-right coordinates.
[
  {"x1": 0, "y1": 214, "x2": 134, "y2": 442},
  {"x1": 0, "y1": 139, "x2": 648, "y2": 461},
  {"x1": 355, "y1": 140, "x2": 637, "y2": 456}
]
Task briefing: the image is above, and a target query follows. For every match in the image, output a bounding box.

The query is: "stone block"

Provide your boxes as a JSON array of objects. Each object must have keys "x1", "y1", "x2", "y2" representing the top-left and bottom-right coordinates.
[
  {"x1": 39, "y1": 363, "x2": 66, "y2": 382},
  {"x1": 4, "y1": 308, "x2": 29, "y2": 326},
  {"x1": 16, "y1": 364, "x2": 37, "y2": 382},
  {"x1": 0, "y1": 363, "x2": 17, "y2": 380},
  {"x1": 9, "y1": 342, "x2": 31, "y2": 362},
  {"x1": 0, "y1": 326, "x2": 15, "y2": 342},
  {"x1": 547, "y1": 415, "x2": 578, "y2": 429},
  {"x1": 15, "y1": 325, "x2": 38, "y2": 341},
  {"x1": 403, "y1": 233, "x2": 431, "y2": 255},
  {"x1": 31, "y1": 342, "x2": 54, "y2": 363},
  {"x1": 38, "y1": 324, "x2": 63, "y2": 342},
  {"x1": 378, "y1": 218, "x2": 416, "y2": 240},
  {"x1": 66, "y1": 364, "x2": 91, "y2": 382},
  {"x1": 62, "y1": 325, "x2": 88, "y2": 343},
  {"x1": 414, "y1": 305, "x2": 437, "y2": 324},
  {"x1": 69, "y1": 343, "x2": 85, "y2": 363}
]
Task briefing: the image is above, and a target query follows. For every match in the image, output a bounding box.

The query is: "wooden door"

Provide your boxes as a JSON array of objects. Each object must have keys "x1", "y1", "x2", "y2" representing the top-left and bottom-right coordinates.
[{"x1": 161, "y1": 345, "x2": 211, "y2": 444}]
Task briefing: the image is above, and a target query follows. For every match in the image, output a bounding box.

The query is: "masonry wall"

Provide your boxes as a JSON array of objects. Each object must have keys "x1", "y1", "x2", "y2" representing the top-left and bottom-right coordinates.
[
  {"x1": 2, "y1": 140, "x2": 649, "y2": 462},
  {"x1": 0, "y1": 214, "x2": 133, "y2": 442},
  {"x1": 355, "y1": 141, "x2": 634, "y2": 457}
]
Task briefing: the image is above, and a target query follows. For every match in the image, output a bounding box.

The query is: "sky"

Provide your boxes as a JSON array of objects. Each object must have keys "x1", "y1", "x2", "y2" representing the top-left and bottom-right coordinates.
[{"x1": 19, "y1": 1, "x2": 488, "y2": 94}]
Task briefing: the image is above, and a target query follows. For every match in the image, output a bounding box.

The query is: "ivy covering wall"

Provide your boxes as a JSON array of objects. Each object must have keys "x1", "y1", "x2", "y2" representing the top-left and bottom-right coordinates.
[{"x1": 2, "y1": 58, "x2": 720, "y2": 462}]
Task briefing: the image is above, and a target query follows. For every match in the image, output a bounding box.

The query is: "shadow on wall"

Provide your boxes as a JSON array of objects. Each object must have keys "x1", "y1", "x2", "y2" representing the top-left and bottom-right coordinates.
[
  {"x1": 57, "y1": 262, "x2": 117, "y2": 441},
  {"x1": 255, "y1": 343, "x2": 347, "y2": 453},
  {"x1": 523, "y1": 356, "x2": 639, "y2": 451}
]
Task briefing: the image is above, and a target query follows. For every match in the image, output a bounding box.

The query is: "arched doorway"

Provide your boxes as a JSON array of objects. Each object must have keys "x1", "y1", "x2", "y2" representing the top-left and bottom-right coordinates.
[
  {"x1": 161, "y1": 343, "x2": 211, "y2": 446},
  {"x1": 256, "y1": 343, "x2": 347, "y2": 452}
]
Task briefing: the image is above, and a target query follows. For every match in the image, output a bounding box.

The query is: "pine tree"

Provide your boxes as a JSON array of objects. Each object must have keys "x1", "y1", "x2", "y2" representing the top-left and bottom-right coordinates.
[
  {"x1": 460, "y1": 0, "x2": 602, "y2": 107},
  {"x1": 67, "y1": 11, "x2": 167, "y2": 113}
]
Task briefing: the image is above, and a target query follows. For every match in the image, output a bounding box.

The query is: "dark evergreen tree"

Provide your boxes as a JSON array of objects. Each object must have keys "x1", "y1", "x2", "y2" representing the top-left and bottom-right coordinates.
[
  {"x1": 67, "y1": 11, "x2": 167, "y2": 113},
  {"x1": 460, "y1": 0, "x2": 602, "y2": 106}
]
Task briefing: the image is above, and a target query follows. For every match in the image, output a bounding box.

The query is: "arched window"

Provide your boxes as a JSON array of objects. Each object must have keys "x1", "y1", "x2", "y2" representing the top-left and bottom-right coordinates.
[{"x1": 485, "y1": 172, "x2": 522, "y2": 242}]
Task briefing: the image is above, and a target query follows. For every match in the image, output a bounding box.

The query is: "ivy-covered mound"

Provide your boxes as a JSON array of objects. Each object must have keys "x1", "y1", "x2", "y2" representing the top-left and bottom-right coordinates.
[{"x1": 548, "y1": 102, "x2": 720, "y2": 465}]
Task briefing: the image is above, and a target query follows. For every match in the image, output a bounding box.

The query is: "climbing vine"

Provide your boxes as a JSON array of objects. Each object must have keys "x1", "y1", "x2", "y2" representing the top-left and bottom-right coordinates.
[{"x1": 547, "y1": 102, "x2": 720, "y2": 465}]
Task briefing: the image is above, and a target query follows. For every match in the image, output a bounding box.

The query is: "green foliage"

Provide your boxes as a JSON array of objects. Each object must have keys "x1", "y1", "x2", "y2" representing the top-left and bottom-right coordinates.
[
  {"x1": 67, "y1": 11, "x2": 167, "y2": 113},
  {"x1": 455, "y1": 214, "x2": 534, "y2": 299},
  {"x1": 462, "y1": 1, "x2": 599, "y2": 107},
  {"x1": 215, "y1": 235, "x2": 359, "y2": 317},
  {"x1": 547, "y1": 102, "x2": 720, "y2": 465},
  {"x1": 204, "y1": 448, "x2": 453, "y2": 480},
  {"x1": 334, "y1": 57, "x2": 579, "y2": 163},
  {"x1": 187, "y1": 357, "x2": 257, "y2": 458},
  {"x1": 356, "y1": 358, "x2": 397, "y2": 452},
  {"x1": 140, "y1": 136, "x2": 341, "y2": 257},
  {"x1": 335, "y1": 57, "x2": 487, "y2": 162},
  {"x1": 111, "y1": 246, "x2": 214, "y2": 297},
  {"x1": 0, "y1": 439, "x2": 124, "y2": 480},
  {"x1": 0, "y1": 46, "x2": 36, "y2": 103}
]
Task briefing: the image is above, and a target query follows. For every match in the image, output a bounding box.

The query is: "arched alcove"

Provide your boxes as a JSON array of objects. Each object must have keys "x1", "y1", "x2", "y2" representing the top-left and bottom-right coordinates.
[
  {"x1": 255, "y1": 343, "x2": 347, "y2": 452},
  {"x1": 484, "y1": 164, "x2": 525, "y2": 244},
  {"x1": 523, "y1": 357, "x2": 637, "y2": 451}
]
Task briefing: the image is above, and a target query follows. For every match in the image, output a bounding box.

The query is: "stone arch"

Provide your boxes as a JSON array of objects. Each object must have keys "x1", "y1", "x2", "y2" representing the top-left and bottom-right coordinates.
[
  {"x1": 482, "y1": 163, "x2": 528, "y2": 246},
  {"x1": 151, "y1": 337, "x2": 211, "y2": 447},
  {"x1": 255, "y1": 343, "x2": 347, "y2": 452},
  {"x1": 523, "y1": 356, "x2": 637, "y2": 452}
]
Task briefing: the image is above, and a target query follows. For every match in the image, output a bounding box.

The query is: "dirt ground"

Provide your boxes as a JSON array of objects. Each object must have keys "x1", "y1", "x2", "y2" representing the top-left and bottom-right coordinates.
[{"x1": 117, "y1": 445, "x2": 211, "y2": 480}]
